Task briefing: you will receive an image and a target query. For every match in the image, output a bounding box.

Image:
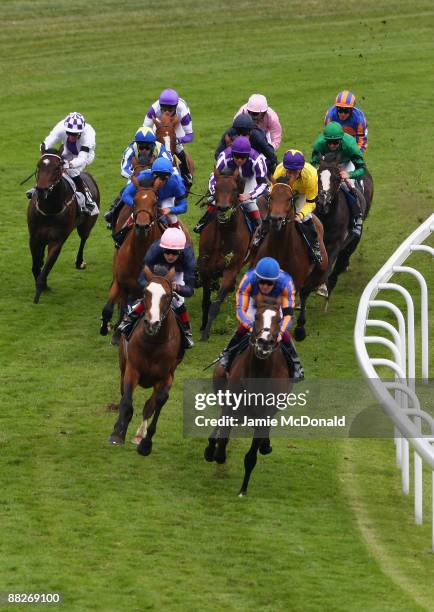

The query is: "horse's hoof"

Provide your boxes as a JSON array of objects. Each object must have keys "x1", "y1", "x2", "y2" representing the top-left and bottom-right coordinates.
[
  {"x1": 137, "y1": 438, "x2": 152, "y2": 456},
  {"x1": 131, "y1": 435, "x2": 142, "y2": 445},
  {"x1": 76, "y1": 261, "x2": 87, "y2": 270},
  {"x1": 204, "y1": 446, "x2": 215, "y2": 462},
  {"x1": 108, "y1": 434, "x2": 124, "y2": 445},
  {"x1": 110, "y1": 333, "x2": 120, "y2": 347},
  {"x1": 238, "y1": 490, "x2": 246, "y2": 497},
  {"x1": 213, "y1": 450, "x2": 226, "y2": 464},
  {"x1": 33, "y1": 294, "x2": 40, "y2": 304},
  {"x1": 100, "y1": 323, "x2": 109, "y2": 336},
  {"x1": 200, "y1": 332, "x2": 209, "y2": 342},
  {"x1": 294, "y1": 327, "x2": 306, "y2": 342},
  {"x1": 259, "y1": 443, "x2": 272, "y2": 455}
]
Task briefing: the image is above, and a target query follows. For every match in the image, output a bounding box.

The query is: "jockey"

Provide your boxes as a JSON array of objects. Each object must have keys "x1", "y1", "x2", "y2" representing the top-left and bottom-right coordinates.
[
  {"x1": 311, "y1": 122, "x2": 366, "y2": 237},
  {"x1": 218, "y1": 257, "x2": 304, "y2": 380},
  {"x1": 28, "y1": 112, "x2": 98, "y2": 215},
  {"x1": 234, "y1": 94, "x2": 282, "y2": 150},
  {"x1": 215, "y1": 114, "x2": 278, "y2": 176},
  {"x1": 324, "y1": 90, "x2": 368, "y2": 152},
  {"x1": 117, "y1": 228, "x2": 196, "y2": 348},
  {"x1": 118, "y1": 157, "x2": 187, "y2": 240},
  {"x1": 143, "y1": 88, "x2": 194, "y2": 189},
  {"x1": 104, "y1": 127, "x2": 172, "y2": 229},
  {"x1": 194, "y1": 136, "x2": 268, "y2": 233}
]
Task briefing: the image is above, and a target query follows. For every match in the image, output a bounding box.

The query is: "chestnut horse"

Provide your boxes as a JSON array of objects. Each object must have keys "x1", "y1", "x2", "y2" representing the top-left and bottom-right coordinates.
[
  {"x1": 204, "y1": 296, "x2": 291, "y2": 495},
  {"x1": 153, "y1": 111, "x2": 194, "y2": 187},
  {"x1": 252, "y1": 183, "x2": 328, "y2": 340},
  {"x1": 27, "y1": 147, "x2": 99, "y2": 304},
  {"x1": 316, "y1": 154, "x2": 374, "y2": 297},
  {"x1": 100, "y1": 178, "x2": 162, "y2": 337},
  {"x1": 108, "y1": 270, "x2": 183, "y2": 456},
  {"x1": 199, "y1": 168, "x2": 256, "y2": 341}
]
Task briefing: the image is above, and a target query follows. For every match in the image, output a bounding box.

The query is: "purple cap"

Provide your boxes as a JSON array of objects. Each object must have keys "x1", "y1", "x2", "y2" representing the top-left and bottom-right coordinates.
[
  {"x1": 231, "y1": 136, "x2": 251, "y2": 155},
  {"x1": 159, "y1": 88, "x2": 179, "y2": 106},
  {"x1": 283, "y1": 150, "x2": 305, "y2": 170}
]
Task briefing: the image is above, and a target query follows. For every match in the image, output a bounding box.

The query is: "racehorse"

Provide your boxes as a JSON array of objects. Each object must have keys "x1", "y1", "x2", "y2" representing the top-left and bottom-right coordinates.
[
  {"x1": 252, "y1": 182, "x2": 328, "y2": 341},
  {"x1": 204, "y1": 296, "x2": 291, "y2": 495},
  {"x1": 27, "y1": 146, "x2": 99, "y2": 304},
  {"x1": 100, "y1": 177, "x2": 162, "y2": 337},
  {"x1": 153, "y1": 111, "x2": 194, "y2": 188},
  {"x1": 198, "y1": 168, "x2": 263, "y2": 341},
  {"x1": 108, "y1": 270, "x2": 183, "y2": 456},
  {"x1": 316, "y1": 154, "x2": 374, "y2": 297}
]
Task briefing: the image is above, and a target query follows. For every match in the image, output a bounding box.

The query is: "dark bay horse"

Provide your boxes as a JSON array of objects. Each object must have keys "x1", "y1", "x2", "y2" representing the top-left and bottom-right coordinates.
[
  {"x1": 199, "y1": 168, "x2": 258, "y2": 341},
  {"x1": 316, "y1": 154, "x2": 374, "y2": 297},
  {"x1": 100, "y1": 178, "x2": 162, "y2": 337},
  {"x1": 252, "y1": 183, "x2": 328, "y2": 341},
  {"x1": 154, "y1": 112, "x2": 195, "y2": 187},
  {"x1": 108, "y1": 270, "x2": 183, "y2": 456},
  {"x1": 27, "y1": 147, "x2": 99, "y2": 303},
  {"x1": 204, "y1": 296, "x2": 291, "y2": 495}
]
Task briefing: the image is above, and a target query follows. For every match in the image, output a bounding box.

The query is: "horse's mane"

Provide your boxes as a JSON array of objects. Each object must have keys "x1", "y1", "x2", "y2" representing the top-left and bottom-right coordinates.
[
  {"x1": 255, "y1": 295, "x2": 281, "y2": 311},
  {"x1": 138, "y1": 177, "x2": 155, "y2": 189},
  {"x1": 322, "y1": 152, "x2": 341, "y2": 164},
  {"x1": 43, "y1": 147, "x2": 61, "y2": 156}
]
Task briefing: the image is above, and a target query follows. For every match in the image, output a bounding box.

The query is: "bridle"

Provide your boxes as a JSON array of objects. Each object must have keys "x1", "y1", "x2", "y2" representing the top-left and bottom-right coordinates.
[
  {"x1": 34, "y1": 154, "x2": 74, "y2": 216},
  {"x1": 141, "y1": 277, "x2": 174, "y2": 339},
  {"x1": 215, "y1": 176, "x2": 242, "y2": 224},
  {"x1": 133, "y1": 187, "x2": 159, "y2": 233},
  {"x1": 268, "y1": 182, "x2": 296, "y2": 228},
  {"x1": 250, "y1": 307, "x2": 280, "y2": 359},
  {"x1": 317, "y1": 164, "x2": 342, "y2": 214}
]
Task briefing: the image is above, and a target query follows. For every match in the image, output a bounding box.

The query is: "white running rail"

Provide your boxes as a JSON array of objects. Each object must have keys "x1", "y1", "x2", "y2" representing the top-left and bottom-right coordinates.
[{"x1": 354, "y1": 213, "x2": 434, "y2": 549}]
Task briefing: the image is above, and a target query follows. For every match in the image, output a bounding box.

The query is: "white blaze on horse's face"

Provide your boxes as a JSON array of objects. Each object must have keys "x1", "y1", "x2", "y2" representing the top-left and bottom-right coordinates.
[
  {"x1": 259, "y1": 309, "x2": 275, "y2": 341},
  {"x1": 43, "y1": 158, "x2": 50, "y2": 166},
  {"x1": 147, "y1": 282, "x2": 166, "y2": 324},
  {"x1": 163, "y1": 135, "x2": 171, "y2": 152},
  {"x1": 320, "y1": 169, "x2": 331, "y2": 193}
]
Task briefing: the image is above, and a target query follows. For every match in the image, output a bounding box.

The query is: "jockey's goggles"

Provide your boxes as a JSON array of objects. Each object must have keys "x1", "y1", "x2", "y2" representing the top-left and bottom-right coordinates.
[
  {"x1": 160, "y1": 104, "x2": 177, "y2": 112},
  {"x1": 326, "y1": 139, "x2": 341, "y2": 146},
  {"x1": 66, "y1": 131, "x2": 80, "y2": 137},
  {"x1": 236, "y1": 128, "x2": 251, "y2": 136},
  {"x1": 336, "y1": 107, "x2": 351, "y2": 114},
  {"x1": 257, "y1": 279, "x2": 275, "y2": 286},
  {"x1": 153, "y1": 172, "x2": 171, "y2": 180},
  {"x1": 248, "y1": 111, "x2": 263, "y2": 119},
  {"x1": 162, "y1": 249, "x2": 181, "y2": 256},
  {"x1": 137, "y1": 142, "x2": 153, "y2": 149},
  {"x1": 232, "y1": 153, "x2": 249, "y2": 160}
]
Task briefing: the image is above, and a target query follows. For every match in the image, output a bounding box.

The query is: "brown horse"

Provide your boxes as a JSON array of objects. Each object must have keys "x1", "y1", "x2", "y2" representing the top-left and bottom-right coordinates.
[
  {"x1": 204, "y1": 296, "x2": 291, "y2": 495},
  {"x1": 252, "y1": 182, "x2": 328, "y2": 340},
  {"x1": 316, "y1": 154, "x2": 374, "y2": 297},
  {"x1": 108, "y1": 270, "x2": 183, "y2": 456},
  {"x1": 100, "y1": 178, "x2": 162, "y2": 337},
  {"x1": 154, "y1": 111, "x2": 194, "y2": 186},
  {"x1": 199, "y1": 168, "x2": 257, "y2": 341},
  {"x1": 27, "y1": 146, "x2": 99, "y2": 304}
]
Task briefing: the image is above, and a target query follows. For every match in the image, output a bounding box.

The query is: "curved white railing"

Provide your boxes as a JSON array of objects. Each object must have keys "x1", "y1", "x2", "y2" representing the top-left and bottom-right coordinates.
[{"x1": 354, "y1": 213, "x2": 434, "y2": 549}]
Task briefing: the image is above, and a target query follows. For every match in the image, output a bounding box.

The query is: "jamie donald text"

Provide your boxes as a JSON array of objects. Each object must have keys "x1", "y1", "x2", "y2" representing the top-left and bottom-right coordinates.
[{"x1": 194, "y1": 414, "x2": 346, "y2": 428}]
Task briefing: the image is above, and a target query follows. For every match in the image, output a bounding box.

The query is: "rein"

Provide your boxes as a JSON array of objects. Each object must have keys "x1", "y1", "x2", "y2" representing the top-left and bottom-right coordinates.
[{"x1": 34, "y1": 155, "x2": 75, "y2": 217}]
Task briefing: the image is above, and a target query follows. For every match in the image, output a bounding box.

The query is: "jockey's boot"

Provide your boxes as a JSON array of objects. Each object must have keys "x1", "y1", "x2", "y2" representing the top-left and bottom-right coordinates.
[
  {"x1": 193, "y1": 207, "x2": 215, "y2": 233},
  {"x1": 218, "y1": 330, "x2": 246, "y2": 371},
  {"x1": 72, "y1": 175, "x2": 98, "y2": 215},
  {"x1": 301, "y1": 217, "x2": 322, "y2": 263},
  {"x1": 26, "y1": 187, "x2": 36, "y2": 199},
  {"x1": 112, "y1": 215, "x2": 134, "y2": 248},
  {"x1": 281, "y1": 336, "x2": 305, "y2": 382},
  {"x1": 341, "y1": 184, "x2": 363, "y2": 238},
  {"x1": 104, "y1": 192, "x2": 125, "y2": 229},
  {"x1": 174, "y1": 305, "x2": 194, "y2": 348},
  {"x1": 177, "y1": 149, "x2": 193, "y2": 190},
  {"x1": 248, "y1": 212, "x2": 262, "y2": 233},
  {"x1": 118, "y1": 302, "x2": 145, "y2": 338},
  {"x1": 252, "y1": 217, "x2": 270, "y2": 247}
]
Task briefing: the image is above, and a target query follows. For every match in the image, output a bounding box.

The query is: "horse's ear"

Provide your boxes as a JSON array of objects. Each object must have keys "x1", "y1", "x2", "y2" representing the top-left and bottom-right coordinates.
[
  {"x1": 233, "y1": 167, "x2": 240, "y2": 180},
  {"x1": 143, "y1": 265, "x2": 153, "y2": 281},
  {"x1": 58, "y1": 144, "x2": 64, "y2": 156},
  {"x1": 214, "y1": 167, "x2": 221, "y2": 178},
  {"x1": 153, "y1": 117, "x2": 161, "y2": 127},
  {"x1": 40, "y1": 142, "x2": 46, "y2": 155},
  {"x1": 131, "y1": 175, "x2": 140, "y2": 189},
  {"x1": 166, "y1": 267, "x2": 176, "y2": 281},
  {"x1": 131, "y1": 156, "x2": 138, "y2": 168},
  {"x1": 172, "y1": 115, "x2": 180, "y2": 128}
]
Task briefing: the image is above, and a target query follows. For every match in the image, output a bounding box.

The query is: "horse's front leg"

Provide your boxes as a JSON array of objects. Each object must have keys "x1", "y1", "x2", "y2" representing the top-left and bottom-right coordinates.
[
  {"x1": 204, "y1": 424, "x2": 220, "y2": 462},
  {"x1": 294, "y1": 287, "x2": 310, "y2": 342},
  {"x1": 108, "y1": 366, "x2": 138, "y2": 444},
  {"x1": 29, "y1": 235, "x2": 46, "y2": 284},
  {"x1": 137, "y1": 376, "x2": 172, "y2": 456},
  {"x1": 200, "y1": 281, "x2": 212, "y2": 340},
  {"x1": 238, "y1": 432, "x2": 263, "y2": 497},
  {"x1": 203, "y1": 269, "x2": 236, "y2": 339},
  {"x1": 34, "y1": 240, "x2": 64, "y2": 304}
]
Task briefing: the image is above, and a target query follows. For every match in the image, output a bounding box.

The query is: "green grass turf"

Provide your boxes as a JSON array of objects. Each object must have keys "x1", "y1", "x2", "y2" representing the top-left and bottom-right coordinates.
[{"x1": 1, "y1": 0, "x2": 434, "y2": 610}]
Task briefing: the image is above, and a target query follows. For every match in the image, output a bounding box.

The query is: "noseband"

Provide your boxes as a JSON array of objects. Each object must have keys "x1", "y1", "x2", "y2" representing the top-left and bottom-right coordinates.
[{"x1": 268, "y1": 183, "x2": 296, "y2": 227}]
